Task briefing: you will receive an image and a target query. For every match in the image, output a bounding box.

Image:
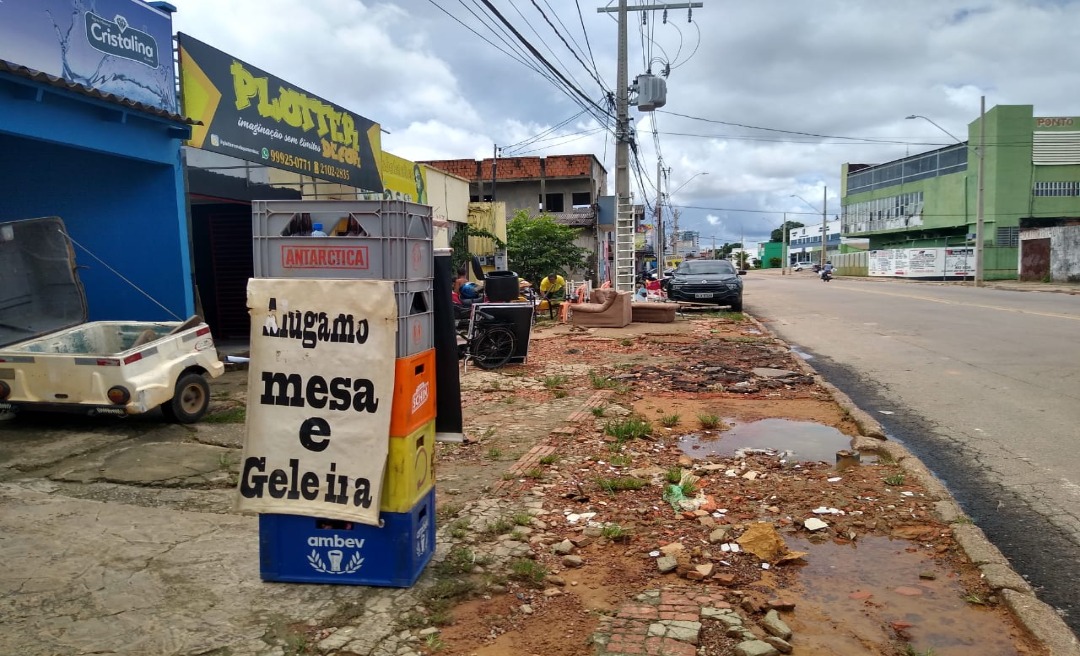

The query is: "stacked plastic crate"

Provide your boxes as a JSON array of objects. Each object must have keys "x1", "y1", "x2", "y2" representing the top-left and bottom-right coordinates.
[{"x1": 250, "y1": 199, "x2": 436, "y2": 587}]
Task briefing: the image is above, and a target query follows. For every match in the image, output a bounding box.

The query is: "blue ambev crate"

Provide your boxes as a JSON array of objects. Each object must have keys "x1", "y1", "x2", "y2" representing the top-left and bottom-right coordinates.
[{"x1": 258, "y1": 487, "x2": 435, "y2": 587}]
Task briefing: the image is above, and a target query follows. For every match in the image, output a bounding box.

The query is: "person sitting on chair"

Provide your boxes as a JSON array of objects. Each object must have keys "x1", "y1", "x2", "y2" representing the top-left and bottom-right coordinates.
[{"x1": 539, "y1": 273, "x2": 566, "y2": 303}]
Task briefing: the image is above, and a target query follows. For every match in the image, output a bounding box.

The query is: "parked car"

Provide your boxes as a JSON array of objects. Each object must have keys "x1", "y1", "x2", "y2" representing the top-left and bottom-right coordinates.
[{"x1": 664, "y1": 259, "x2": 745, "y2": 311}]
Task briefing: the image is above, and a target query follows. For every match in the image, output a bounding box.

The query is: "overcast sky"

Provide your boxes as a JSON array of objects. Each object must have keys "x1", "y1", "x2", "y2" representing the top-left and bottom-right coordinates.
[{"x1": 171, "y1": 0, "x2": 1080, "y2": 249}]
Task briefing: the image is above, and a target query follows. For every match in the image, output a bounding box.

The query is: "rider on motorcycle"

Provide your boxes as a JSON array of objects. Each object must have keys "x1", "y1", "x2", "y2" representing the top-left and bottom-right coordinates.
[{"x1": 820, "y1": 261, "x2": 835, "y2": 280}]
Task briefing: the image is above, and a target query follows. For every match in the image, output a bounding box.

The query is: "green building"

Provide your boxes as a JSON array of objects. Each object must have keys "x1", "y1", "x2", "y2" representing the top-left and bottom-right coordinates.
[{"x1": 841, "y1": 105, "x2": 1080, "y2": 280}]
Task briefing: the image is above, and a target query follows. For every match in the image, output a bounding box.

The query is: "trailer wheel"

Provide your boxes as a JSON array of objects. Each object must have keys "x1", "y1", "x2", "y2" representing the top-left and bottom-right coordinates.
[{"x1": 161, "y1": 373, "x2": 210, "y2": 424}]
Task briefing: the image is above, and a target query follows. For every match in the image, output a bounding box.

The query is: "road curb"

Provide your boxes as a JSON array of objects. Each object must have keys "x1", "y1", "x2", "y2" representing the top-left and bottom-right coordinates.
[{"x1": 745, "y1": 312, "x2": 1080, "y2": 655}]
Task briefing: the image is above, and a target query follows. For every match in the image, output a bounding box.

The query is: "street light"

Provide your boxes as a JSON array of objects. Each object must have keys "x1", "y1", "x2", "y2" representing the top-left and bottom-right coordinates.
[
  {"x1": 905, "y1": 108, "x2": 985, "y2": 286},
  {"x1": 790, "y1": 189, "x2": 828, "y2": 268},
  {"x1": 661, "y1": 172, "x2": 708, "y2": 260},
  {"x1": 905, "y1": 114, "x2": 964, "y2": 144}
]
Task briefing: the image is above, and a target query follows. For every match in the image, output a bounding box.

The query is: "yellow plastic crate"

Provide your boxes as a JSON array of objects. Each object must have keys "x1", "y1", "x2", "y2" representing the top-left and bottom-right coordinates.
[{"x1": 381, "y1": 420, "x2": 435, "y2": 512}]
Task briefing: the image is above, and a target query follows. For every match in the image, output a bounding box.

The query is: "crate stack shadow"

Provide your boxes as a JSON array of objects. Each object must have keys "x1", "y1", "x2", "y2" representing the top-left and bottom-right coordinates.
[{"x1": 251, "y1": 200, "x2": 437, "y2": 587}]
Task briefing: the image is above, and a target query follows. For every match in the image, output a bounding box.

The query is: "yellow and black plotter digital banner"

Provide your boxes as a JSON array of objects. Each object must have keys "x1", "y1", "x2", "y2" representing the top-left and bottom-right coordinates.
[{"x1": 178, "y1": 33, "x2": 382, "y2": 191}]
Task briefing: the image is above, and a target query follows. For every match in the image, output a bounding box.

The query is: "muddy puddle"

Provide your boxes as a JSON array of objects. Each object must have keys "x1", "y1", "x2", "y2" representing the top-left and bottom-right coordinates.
[
  {"x1": 678, "y1": 418, "x2": 854, "y2": 462},
  {"x1": 786, "y1": 536, "x2": 1026, "y2": 655}
]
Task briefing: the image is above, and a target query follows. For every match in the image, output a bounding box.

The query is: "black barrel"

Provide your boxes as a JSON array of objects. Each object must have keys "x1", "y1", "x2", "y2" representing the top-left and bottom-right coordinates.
[{"x1": 483, "y1": 270, "x2": 519, "y2": 302}]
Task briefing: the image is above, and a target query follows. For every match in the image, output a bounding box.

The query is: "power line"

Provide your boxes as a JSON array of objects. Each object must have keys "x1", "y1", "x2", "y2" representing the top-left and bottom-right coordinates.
[
  {"x1": 572, "y1": 0, "x2": 604, "y2": 88},
  {"x1": 529, "y1": 0, "x2": 609, "y2": 92},
  {"x1": 477, "y1": 0, "x2": 612, "y2": 121}
]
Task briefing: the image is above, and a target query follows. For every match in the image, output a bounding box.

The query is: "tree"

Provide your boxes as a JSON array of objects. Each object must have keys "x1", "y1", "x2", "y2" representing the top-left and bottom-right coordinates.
[
  {"x1": 506, "y1": 210, "x2": 589, "y2": 285},
  {"x1": 734, "y1": 251, "x2": 751, "y2": 268},
  {"x1": 770, "y1": 221, "x2": 804, "y2": 243},
  {"x1": 450, "y1": 223, "x2": 505, "y2": 275},
  {"x1": 716, "y1": 242, "x2": 742, "y2": 259}
]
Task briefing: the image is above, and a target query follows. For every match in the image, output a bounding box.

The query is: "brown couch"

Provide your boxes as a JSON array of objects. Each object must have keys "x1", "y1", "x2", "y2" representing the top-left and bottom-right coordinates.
[
  {"x1": 631, "y1": 302, "x2": 677, "y2": 323},
  {"x1": 570, "y1": 289, "x2": 632, "y2": 328}
]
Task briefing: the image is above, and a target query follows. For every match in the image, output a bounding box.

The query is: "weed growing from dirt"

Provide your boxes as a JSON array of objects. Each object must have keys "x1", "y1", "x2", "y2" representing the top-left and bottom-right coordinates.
[
  {"x1": 609, "y1": 454, "x2": 632, "y2": 466},
  {"x1": 619, "y1": 338, "x2": 634, "y2": 347},
  {"x1": 485, "y1": 447, "x2": 502, "y2": 460},
  {"x1": 501, "y1": 472, "x2": 515, "y2": 480},
  {"x1": 665, "y1": 466, "x2": 683, "y2": 484},
  {"x1": 591, "y1": 406, "x2": 606, "y2": 417},
  {"x1": 884, "y1": 473, "x2": 906, "y2": 486},
  {"x1": 660, "y1": 413, "x2": 680, "y2": 427},
  {"x1": 524, "y1": 467, "x2": 544, "y2": 479},
  {"x1": 508, "y1": 558, "x2": 548, "y2": 586},
  {"x1": 962, "y1": 593, "x2": 987, "y2": 605},
  {"x1": 512, "y1": 512, "x2": 532, "y2": 526},
  {"x1": 483, "y1": 517, "x2": 514, "y2": 536},
  {"x1": 601, "y1": 524, "x2": 626, "y2": 539},
  {"x1": 543, "y1": 374, "x2": 569, "y2": 389},
  {"x1": 604, "y1": 416, "x2": 653, "y2": 442},
  {"x1": 205, "y1": 406, "x2": 246, "y2": 423},
  {"x1": 449, "y1": 519, "x2": 470, "y2": 539},
  {"x1": 697, "y1": 413, "x2": 722, "y2": 429},
  {"x1": 680, "y1": 480, "x2": 698, "y2": 496},
  {"x1": 596, "y1": 476, "x2": 647, "y2": 494},
  {"x1": 903, "y1": 646, "x2": 935, "y2": 656},
  {"x1": 424, "y1": 634, "x2": 445, "y2": 651},
  {"x1": 553, "y1": 389, "x2": 569, "y2": 399},
  {"x1": 539, "y1": 453, "x2": 560, "y2": 465},
  {"x1": 433, "y1": 547, "x2": 477, "y2": 576},
  {"x1": 437, "y1": 502, "x2": 464, "y2": 522},
  {"x1": 588, "y1": 370, "x2": 629, "y2": 392},
  {"x1": 420, "y1": 578, "x2": 477, "y2": 626}
]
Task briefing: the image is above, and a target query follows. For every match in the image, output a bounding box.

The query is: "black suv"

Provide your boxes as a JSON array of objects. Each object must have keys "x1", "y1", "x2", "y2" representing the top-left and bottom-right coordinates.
[{"x1": 665, "y1": 260, "x2": 745, "y2": 311}]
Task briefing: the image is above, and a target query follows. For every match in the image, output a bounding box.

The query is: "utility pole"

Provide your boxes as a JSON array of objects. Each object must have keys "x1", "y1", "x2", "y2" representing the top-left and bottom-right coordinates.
[
  {"x1": 974, "y1": 95, "x2": 986, "y2": 287},
  {"x1": 820, "y1": 186, "x2": 828, "y2": 268},
  {"x1": 491, "y1": 144, "x2": 498, "y2": 201},
  {"x1": 599, "y1": 1, "x2": 703, "y2": 291},
  {"x1": 672, "y1": 208, "x2": 680, "y2": 261},
  {"x1": 782, "y1": 212, "x2": 788, "y2": 276},
  {"x1": 655, "y1": 160, "x2": 663, "y2": 270}
]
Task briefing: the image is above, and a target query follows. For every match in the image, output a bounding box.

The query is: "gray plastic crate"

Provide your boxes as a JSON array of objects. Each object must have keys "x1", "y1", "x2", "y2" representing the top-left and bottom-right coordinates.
[
  {"x1": 394, "y1": 279, "x2": 433, "y2": 319},
  {"x1": 395, "y1": 279, "x2": 433, "y2": 357},
  {"x1": 253, "y1": 200, "x2": 433, "y2": 239},
  {"x1": 397, "y1": 311, "x2": 433, "y2": 358},
  {"x1": 253, "y1": 235, "x2": 433, "y2": 280}
]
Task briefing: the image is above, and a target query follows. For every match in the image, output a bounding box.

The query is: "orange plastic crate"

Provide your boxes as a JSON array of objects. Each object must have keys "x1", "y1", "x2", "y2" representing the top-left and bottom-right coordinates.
[{"x1": 390, "y1": 348, "x2": 436, "y2": 436}]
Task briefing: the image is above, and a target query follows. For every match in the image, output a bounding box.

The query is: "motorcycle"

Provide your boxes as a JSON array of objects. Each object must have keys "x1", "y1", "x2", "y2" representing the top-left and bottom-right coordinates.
[{"x1": 820, "y1": 269, "x2": 833, "y2": 282}]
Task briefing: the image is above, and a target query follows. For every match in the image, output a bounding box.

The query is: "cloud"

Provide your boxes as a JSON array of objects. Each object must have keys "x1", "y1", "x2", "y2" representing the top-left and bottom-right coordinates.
[{"x1": 171, "y1": 0, "x2": 1080, "y2": 242}]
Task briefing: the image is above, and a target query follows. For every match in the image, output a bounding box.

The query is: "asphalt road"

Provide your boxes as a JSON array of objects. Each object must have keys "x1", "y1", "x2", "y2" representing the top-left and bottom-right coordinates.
[{"x1": 744, "y1": 270, "x2": 1080, "y2": 635}]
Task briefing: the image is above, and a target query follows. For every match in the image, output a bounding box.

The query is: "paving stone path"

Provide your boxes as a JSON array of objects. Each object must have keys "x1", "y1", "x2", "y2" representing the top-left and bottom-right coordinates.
[{"x1": 592, "y1": 588, "x2": 729, "y2": 656}]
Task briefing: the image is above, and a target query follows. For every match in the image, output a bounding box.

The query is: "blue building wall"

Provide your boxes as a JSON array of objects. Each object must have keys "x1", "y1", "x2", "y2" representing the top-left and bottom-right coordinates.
[{"x1": 0, "y1": 72, "x2": 193, "y2": 321}]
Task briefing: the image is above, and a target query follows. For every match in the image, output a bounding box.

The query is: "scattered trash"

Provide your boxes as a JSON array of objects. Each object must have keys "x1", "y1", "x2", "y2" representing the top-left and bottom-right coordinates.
[
  {"x1": 762, "y1": 563, "x2": 770, "y2": 570},
  {"x1": 879, "y1": 410, "x2": 895, "y2": 415},
  {"x1": 812, "y1": 507, "x2": 845, "y2": 515},
  {"x1": 804, "y1": 518, "x2": 829, "y2": 532},
  {"x1": 649, "y1": 550, "x2": 661, "y2": 558},
  {"x1": 827, "y1": 477, "x2": 843, "y2": 483}
]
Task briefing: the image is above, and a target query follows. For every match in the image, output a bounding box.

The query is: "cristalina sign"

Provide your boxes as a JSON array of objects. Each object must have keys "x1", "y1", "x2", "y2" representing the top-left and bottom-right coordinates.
[{"x1": 238, "y1": 279, "x2": 396, "y2": 525}]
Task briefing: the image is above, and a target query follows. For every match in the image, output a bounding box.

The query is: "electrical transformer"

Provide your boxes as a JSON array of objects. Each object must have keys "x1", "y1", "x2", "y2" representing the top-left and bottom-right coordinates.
[{"x1": 633, "y1": 74, "x2": 667, "y2": 112}]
